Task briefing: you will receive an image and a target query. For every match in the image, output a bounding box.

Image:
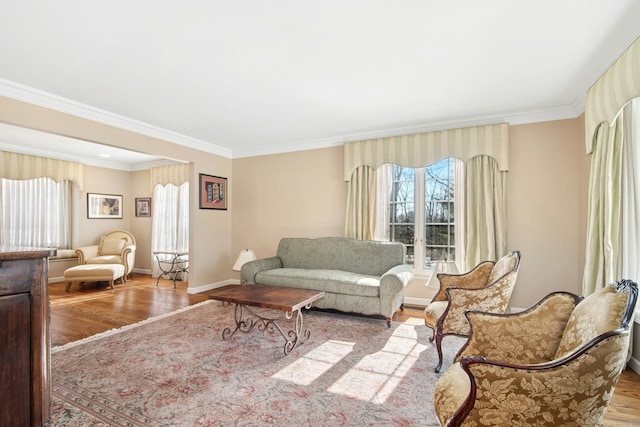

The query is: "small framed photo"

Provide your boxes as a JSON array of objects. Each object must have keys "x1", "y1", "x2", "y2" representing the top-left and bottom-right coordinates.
[
  {"x1": 199, "y1": 173, "x2": 227, "y2": 210},
  {"x1": 87, "y1": 193, "x2": 123, "y2": 219},
  {"x1": 135, "y1": 197, "x2": 152, "y2": 217}
]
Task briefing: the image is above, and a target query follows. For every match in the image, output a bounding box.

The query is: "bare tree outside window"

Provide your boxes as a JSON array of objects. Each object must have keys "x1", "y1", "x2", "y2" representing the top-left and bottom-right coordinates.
[{"x1": 388, "y1": 158, "x2": 457, "y2": 271}]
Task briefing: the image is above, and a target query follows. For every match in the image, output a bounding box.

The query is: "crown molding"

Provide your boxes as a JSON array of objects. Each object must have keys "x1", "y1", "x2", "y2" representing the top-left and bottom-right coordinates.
[
  {"x1": 1, "y1": 77, "x2": 586, "y2": 161},
  {"x1": 0, "y1": 141, "x2": 179, "y2": 172},
  {"x1": 231, "y1": 104, "x2": 585, "y2": 158},
  {"x1": 0, "y1": 78, "x2": 232, "y2": 159}
]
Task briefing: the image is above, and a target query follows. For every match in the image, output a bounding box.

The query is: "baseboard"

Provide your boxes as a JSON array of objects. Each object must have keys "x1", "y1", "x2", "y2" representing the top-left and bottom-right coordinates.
[
  {"x1": 188, "y1": 279, "x2": 239, "y2": 294},
  {"x1": 403, "y1": 296, "x2": 429, "y2": 307},
  {"x1": 628, "y1": 356, "x2": 640, "y2": 374},
  {"x1": 133, "y1": 268, "x2": 152, "y2": 275}
]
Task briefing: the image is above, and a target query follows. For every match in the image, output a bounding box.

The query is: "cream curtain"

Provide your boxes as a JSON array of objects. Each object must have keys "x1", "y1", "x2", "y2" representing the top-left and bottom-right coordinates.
[
  {"x1": 344, "y1": 165, "x2": 376, "y2": 240},
  {"x1": 464, "y1": 156, "x2": 507, "y2": 270},
  {"x1": 343, "y1": 123, "x2": 509, "y2": 181},
  {"x1": 150, "y1": 163, "x2": 189, "y2": 187},
  {"x1": 373, "y1": 165, "x2": 391, "y2": 241},
  {"x1": 583, "y1": 36, "x2": 640, "y2": 295},
  {"x1": 619, "y1": 99, "x2": 640, "y2": 290},
  {"x1": 583, "y1": 121, "x2": 623, "y2": 295},
  {"x1": 0, "y1": 150, "x2": 84, "y2": 190}
]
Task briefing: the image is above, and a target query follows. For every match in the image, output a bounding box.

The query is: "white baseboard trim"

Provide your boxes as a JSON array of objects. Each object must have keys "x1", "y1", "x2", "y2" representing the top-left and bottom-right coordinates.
[
  {"x1": 49, "y1": 276, "x2": 65, "y2": 284},
  {"x1": 628, "y1": 356, "x2": 640, "y2": 375},
  {"x1": 133, "y1": 268, "x2": 152, "y2": 275},
  {"x1": 188, "y1": 279, "x2": 240, "y2": 294},
  {"x1": 403, "y1": 296, "x2": 429, "y2": 307}
]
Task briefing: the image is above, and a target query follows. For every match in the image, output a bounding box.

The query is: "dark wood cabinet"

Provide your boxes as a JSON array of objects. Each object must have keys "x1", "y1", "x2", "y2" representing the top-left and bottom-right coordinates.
[{"x1": 0, "y1": 247, "x2": 55, "y2": 426}]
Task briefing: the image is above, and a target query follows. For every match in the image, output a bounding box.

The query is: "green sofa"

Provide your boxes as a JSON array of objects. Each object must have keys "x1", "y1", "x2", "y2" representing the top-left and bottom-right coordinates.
[{"x1": 240, "y1": 237, "x2": 413, "y2": 326}]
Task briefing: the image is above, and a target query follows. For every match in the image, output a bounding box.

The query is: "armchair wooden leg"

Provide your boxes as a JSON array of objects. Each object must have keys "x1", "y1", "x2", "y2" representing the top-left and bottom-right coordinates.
[
  {"x1": 434, "y1": 330, "x2": 444, "y2": 373},
  {"x1": 386, "y1": 317, "x2": 391, "y2": 327}
]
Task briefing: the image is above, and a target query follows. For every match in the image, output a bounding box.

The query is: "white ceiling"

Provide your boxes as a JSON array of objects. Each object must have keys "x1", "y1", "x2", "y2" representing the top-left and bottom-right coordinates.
[{"x1": 1, "y1": 0, "x2": 640, "y2": 163}]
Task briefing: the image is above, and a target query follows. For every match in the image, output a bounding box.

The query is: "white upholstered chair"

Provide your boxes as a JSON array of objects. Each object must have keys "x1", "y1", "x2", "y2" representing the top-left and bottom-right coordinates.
[{"x1": 75, "y1": 230, "x2": 137, "y2": 281}]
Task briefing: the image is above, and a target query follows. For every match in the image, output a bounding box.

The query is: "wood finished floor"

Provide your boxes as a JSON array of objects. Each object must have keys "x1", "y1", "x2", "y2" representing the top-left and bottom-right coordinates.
[{"x1": 50, "y1": 274, "x2": 640, "y2": 426}]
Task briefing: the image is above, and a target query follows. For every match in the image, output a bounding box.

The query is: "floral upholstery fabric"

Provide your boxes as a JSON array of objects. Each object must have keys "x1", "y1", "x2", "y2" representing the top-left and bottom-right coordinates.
[
  {"x1": 455, "y1": 293, "x2": 579, "y2": 364},
  {"x1": 434, "y1": 280, "x2": 637, "y2": 427},
  {"x1": 440, "y1": 272, "x2": 519, "y2": 336},
  {"x1": 425, "y1": 252, "x2": 520, "y2": 335},
  {"x1": 436, "y1": 335, "x2": 629, "y2": 426},
  {"x1": 554, "y1": 285, "x2": 629, "y2": 359},
  {"x1": 432, "y1": 262, "x2": 494, "y2": 302}
]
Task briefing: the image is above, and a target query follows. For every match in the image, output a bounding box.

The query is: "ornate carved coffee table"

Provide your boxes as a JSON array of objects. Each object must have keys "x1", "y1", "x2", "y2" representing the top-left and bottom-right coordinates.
[{"x1": 208, "y1": 284, "x2": 325, "y2": 355}]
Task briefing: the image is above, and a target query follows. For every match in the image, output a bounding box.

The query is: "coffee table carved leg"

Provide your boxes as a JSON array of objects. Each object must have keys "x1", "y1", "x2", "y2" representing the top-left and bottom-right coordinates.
[{"x1": 220, "y1": 302, "x2": 312, "y2": 355}]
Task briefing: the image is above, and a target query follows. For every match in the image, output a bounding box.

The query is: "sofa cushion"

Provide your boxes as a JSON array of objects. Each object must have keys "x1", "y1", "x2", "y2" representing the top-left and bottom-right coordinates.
[
  {"x1": 256, "y1": 268, "x2": 381, "y2": 297},
  {"x1": 276, "y1": 237, "x2": 405, "y2": 277}
]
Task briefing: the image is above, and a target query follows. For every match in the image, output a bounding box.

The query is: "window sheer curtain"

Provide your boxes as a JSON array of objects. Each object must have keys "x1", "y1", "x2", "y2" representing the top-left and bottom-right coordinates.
[
  {"x1": 151, "y1": 182, "x2": 189, "y2": 279},
  {"x1": 0, "y1": 177, "x2": 72, "y2": 248}
]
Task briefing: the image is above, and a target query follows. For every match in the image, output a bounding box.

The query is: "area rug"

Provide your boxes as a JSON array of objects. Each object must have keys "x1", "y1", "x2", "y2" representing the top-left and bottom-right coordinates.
[{"x1": 50, "y1": 301, "x2": 465, "y2": 426}]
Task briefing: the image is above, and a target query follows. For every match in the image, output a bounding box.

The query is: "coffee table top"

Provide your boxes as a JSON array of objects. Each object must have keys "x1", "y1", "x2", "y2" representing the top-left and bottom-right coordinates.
[{"x1": 208, "y1": 284, "x2": 325, "y2": 312}]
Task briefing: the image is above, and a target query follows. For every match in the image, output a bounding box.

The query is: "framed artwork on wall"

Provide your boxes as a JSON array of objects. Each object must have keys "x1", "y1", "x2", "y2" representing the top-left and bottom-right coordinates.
[
  {"x1": 199, "y1": 173, "x2": 227, "y2": 210},
  {"x1": 87, "y1": 193, "x2": 123, "y2": 219},
  {"x1": 135, "y1": 197, "x2": 152, "y2": 217}
]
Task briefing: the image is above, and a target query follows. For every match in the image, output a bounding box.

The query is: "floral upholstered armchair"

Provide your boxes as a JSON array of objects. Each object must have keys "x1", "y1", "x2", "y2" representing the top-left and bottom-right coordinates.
[
  {"x1": 434, "y1": 279, "x2": 638, "y2": 427},
  {"x1": 425, "y1": 251, "x2": 521, "y2": 372},
  {"x1": 75, "y1": 230, "x2": 137, "y2": 281}
]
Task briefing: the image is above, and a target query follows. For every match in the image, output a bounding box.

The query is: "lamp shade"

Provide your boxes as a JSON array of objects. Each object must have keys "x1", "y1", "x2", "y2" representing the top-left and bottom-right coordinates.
[
  {"x1": 232, "y1": 249, "x2": 256, "y2": 271},
  {"x1": 426, "y1": 260, "x2": 459, "y2": 288}
]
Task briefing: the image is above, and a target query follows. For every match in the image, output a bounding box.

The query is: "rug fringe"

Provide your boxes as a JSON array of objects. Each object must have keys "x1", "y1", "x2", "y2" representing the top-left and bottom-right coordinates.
[{"x1": 52, "y1": 300, "x2": 214, "y2": 353}]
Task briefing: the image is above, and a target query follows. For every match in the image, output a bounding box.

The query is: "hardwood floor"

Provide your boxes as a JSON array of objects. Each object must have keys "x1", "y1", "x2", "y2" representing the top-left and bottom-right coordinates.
[{"x1": 49, "y1": 275, "x2": 640, "y2": 426}]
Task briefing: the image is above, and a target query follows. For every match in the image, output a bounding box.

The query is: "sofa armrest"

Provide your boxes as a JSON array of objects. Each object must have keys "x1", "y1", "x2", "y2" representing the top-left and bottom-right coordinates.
[
  {"x1": 379, "y1": 264, "x2": 414, "y2": 299},
  {"x1": 240, "y1": 256, "x2": 283, "y2": 284},
  {"x1": 75, "y1": 245, "x2": 99, "y2": 264}
]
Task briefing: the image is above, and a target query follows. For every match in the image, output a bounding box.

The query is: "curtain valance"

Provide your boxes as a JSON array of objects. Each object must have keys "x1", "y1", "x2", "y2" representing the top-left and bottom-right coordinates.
[
  {"x1": 585, "y1": 35, "x2": 640, "y2": 154},
  {"x1": 0, "y1": 150, "x2": 84, "y2": 190},
  {"x1": 343, "y1": 123, "x2": 509, "y2": 181},
  {"x1": 150, "y1": 163, "x2": 190, "y2": 187}
]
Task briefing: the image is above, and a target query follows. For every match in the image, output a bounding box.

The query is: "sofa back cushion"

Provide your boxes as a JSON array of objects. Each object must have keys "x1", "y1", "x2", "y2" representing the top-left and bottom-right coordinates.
[{"x1": 277, "y1": 237, "x2": 405, "y2": 276}]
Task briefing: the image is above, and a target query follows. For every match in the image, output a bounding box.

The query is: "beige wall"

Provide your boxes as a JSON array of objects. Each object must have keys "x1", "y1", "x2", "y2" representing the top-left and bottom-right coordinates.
[
  {"x1": 130, "y1": 169, "x2": 153, "y2": 272},
  {"x1": 508, "y1": 118, "x2": 587, "y2": 308},
  {"x1": 231, "y1": 147, "x2": 346, "y2": 282},
  {"x1": 1, "y1": 95, "x2": 592, "y2": 307},
  {"x1": 232, "y1": 118, "x2": 590, "y2": 309},
  {"x1": 1, "y1": 96, "x2": 232, "y2": 289}
]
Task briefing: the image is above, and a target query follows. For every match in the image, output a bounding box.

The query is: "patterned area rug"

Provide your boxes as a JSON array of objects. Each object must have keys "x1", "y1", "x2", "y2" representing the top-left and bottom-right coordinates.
[{"x1": 50, "y1": 301, "x2": 465, "y2": 426}]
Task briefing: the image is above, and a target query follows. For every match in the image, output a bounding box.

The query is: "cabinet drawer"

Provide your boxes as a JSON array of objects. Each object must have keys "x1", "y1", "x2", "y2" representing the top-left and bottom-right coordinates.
[{"x1": 0, "y1": 258, "x2": 43, "y2": 295}]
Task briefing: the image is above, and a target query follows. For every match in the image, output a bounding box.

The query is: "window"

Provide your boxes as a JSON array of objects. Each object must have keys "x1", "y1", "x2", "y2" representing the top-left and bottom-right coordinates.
[
  {"x1": 0, "y1": 177, "x2": 72, "y2": 248},
  {"x1": 385, "y1": 158, "x2": 462, "y2": 275},
  {"x1": 151, "y1": 182, "x2": 189, "y2": 278}
]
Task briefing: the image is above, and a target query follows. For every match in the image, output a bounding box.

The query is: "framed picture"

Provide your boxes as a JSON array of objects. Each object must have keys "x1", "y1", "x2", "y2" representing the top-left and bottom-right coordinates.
[
  {"x1": 199, "y1": 173, "x2": 227, "y2": 210},
  {"x1": 87, "y1": 193, "x2": 123, "y2": 219},
  {"x1": 135, "y1": 197, "x2": 152, "y2": 217}
]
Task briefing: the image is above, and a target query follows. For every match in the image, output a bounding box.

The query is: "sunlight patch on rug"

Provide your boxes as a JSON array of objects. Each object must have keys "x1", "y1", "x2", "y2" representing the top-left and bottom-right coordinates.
[
  {"x1": 272, "y1": 340, "x2": 354, "y2": 385},
  {"x1": 327, "y1": 320, "x2": 428, "y2": 404}
]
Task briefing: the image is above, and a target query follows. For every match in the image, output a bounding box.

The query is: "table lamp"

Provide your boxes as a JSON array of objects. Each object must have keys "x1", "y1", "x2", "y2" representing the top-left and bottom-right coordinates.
[
  {"x1": 426, "y1": 260, "x2": 459, "y2": 289},
  {"x1": 233, "y1": 249, "x2": 256, "y2": 283}
]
